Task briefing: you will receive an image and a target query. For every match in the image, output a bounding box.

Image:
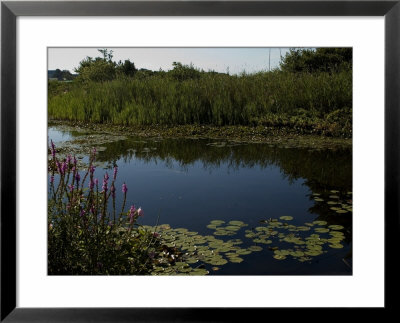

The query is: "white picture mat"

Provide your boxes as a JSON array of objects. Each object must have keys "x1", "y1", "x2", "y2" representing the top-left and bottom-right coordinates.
[{"x1": 17, "y1": 17, "x2": 384, "y2": 307}]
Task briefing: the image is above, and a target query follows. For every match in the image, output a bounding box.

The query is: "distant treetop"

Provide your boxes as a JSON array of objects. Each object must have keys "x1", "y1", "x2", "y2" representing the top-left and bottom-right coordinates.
[{"x1": 280, "y1": 48, "x2": 352, "y2": 73}]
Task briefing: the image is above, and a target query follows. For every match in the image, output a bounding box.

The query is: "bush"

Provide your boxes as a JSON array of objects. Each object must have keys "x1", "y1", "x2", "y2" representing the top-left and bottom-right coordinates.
[{"x1": 280, "y1": 48, "x2": 352, "y2": 74}]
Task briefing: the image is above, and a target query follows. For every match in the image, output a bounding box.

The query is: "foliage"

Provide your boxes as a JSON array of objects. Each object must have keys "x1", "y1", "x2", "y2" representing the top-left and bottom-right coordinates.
[
  {"x1": 74, "y1": 56, "x2": 117, "y2": 83},
  {"x1": 48, "y1": 80, "x2": 77, "y2": 97},
  {"x1": 48, "y1": 143, "x2": 160, "y2": 275},
  {"x1": 169, "y1": 62, "x2": 202, "y2": 81},
  {"x1": 49, "y1": 69, "x2": 76, "y2": 81},
  {"x1": 280, "y1": 48, "x2": 352, "y2": 74},
  {"x1": 74, "y1": 49, "x2": 137, "y2": 83},
  {"x1": 49, "y1": 48, "x2": 352, "y2": 137},
  {"x1": 116, "y1": 59, "x2": 137, "y2": 77},
  {"x1": 49, "y1": 69, "x2": 352, "y2": 136}
]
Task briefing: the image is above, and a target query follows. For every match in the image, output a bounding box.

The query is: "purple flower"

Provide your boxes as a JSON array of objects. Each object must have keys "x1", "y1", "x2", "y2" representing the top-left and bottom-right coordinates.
[
  {"x1": 69, "y1": 184, "x2": 74, "y2": 192},
  {"x1": 128, "y1": 205, "x2": 136, "y2": 222},
  {"x1": 80, "y1": 209, "x2": 86, "y2": 217},
  {"x1": 137, "y1": 207, "x2": 144, "y2": 217},
  {"x1": 56, "y1": 161, "x2": 62, "y2": 174},
  {"x1": 122, "y1": 183, "x2": 128, "y2": 194},
  {"x1": 73, "y1": 156, "x2": 77, "y2": 166},
  {"x1": 113, "y1": 166, "x2": 118, "y2": 180},
  {"x1": 95, "y1": 178, "x2": 99, "y2": 186},
  {"x1": 90, "y1": 165, "x2": 96, "y2": 174},
  {"x1": 50, "y1": 175, "x2": 54, "y2": 184},
  {"x1": 62, "y1": 162, "x2": 67, "y2": 174},
  {"x1": 104, "y1": 172, "x2": 109, "y2": 181},
  {"x1": 66, "y1": 155, "x2": 71, "y2": 165},
  {"x1": 102, "y1": 179, "x2": 108, "y2": 192}
]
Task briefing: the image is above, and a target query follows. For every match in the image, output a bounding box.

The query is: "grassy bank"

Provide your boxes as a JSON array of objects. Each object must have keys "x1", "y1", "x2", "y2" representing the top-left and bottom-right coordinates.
[
  {"x1": 49, "y1": 119, "x2": 352, "y2": 150},
  {"x1": 48, "y1": 70, "x2": 352, "y2": 138}
]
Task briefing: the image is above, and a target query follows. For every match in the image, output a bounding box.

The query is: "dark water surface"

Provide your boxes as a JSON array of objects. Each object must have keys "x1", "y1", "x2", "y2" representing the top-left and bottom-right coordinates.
[{"x1": 48, "y1": 126, "x2": 352, "y2": 275}]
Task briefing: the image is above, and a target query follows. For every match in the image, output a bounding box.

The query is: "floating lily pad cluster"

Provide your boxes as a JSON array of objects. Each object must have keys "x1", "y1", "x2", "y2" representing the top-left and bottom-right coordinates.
[
  {"x1": 242, "y1": 218, "x2": 346, "y2": 262},
  {"x1": 146, "y1": 206, "x2": 349, "y2": 275},
  {"x1": 207, "y1": 220, "x2": 248, "y2": 236},
  {"x1": 147, "y1": 223, "x2": 258, "y2": 275},
  {"x1": 312, "y1": 190, "x2": 352, "y2": 214}
]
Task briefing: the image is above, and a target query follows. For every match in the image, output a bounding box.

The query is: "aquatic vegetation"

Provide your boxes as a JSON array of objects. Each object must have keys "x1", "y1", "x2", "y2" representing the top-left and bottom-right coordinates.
[
  {"x1": 48, "y1": 69, "x2": 352, "y2": 137},
  {"x1": 48, "y1": 142, "x2": 161, "y2": 275},
  {"x1": 145, "y1": 192, "x2": 352, "y2": 274},
  {"x1": 48, "y1": 129, "x2": 352, "y2": 275}
]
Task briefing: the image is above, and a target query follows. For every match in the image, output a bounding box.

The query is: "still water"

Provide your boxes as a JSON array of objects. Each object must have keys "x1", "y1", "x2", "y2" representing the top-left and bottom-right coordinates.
[{"x1": 48, "y1": 126, "x2": 352, "y2": 275}]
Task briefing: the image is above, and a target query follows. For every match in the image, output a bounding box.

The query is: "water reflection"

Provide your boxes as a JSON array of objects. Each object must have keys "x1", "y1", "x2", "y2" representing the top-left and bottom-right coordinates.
[
  {"x1": 48, "y1": 126, "x2": 352, "y2": 275},
  {"x1": 96, "y1": 137, "x2": 352, "y2": 190}
]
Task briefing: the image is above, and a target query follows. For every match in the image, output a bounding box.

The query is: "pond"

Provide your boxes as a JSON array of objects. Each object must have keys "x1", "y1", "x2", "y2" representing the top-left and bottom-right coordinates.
[{"x1": 48, "y1": 125, "x2": 352, "y2": 275}]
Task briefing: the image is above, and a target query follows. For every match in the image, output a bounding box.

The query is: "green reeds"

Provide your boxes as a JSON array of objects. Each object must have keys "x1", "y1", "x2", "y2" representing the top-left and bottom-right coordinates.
[{"x1": 48, "y1": 70, "x2": 352, "y2": 134}]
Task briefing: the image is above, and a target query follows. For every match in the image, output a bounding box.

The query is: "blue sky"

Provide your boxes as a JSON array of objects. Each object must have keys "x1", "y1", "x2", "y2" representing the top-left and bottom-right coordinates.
[{"x1": 48, "y1": 47, "x2": 292, "y2": 75}]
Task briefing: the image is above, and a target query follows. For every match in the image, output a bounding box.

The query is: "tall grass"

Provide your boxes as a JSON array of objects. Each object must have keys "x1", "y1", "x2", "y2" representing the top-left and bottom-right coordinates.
[{"x1": 48, "y1": 70, "x2": 352, "y2": 130}]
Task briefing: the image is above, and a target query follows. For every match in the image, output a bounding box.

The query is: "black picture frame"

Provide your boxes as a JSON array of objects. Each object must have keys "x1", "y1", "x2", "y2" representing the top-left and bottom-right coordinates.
[{"x1": 1, "y1": 1, "x2": 398, "y2": 321}]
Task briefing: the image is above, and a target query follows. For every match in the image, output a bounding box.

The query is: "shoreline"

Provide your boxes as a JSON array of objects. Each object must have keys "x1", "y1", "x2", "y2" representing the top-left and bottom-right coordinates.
[{"x1": 48, "y1": 119, "x2": 352, "y2": 150}]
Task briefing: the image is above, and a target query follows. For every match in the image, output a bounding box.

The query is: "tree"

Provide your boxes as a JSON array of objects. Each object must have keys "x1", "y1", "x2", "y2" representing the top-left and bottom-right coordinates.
[
  {"x1": 75, "y1": 57, "x2": 116, "y2": 83},
  {"x1": 98, "y1": 48, "x2": 114, "y2": 62},
  {"x1": 75, "y1": 49, "x2": 141, "y2": 82},
  {"x1": 169, "y1": 62, "x2": 201, "y2": 81},
  {"x1": 280, "y1": 48, "x2": 352, "y2": 73},
  {"x1": 116, "y1": 59, "x2": 137, "y2": 77},
  {"x1": 74, "y1": 49, "x2": 117, "y2": 83}
]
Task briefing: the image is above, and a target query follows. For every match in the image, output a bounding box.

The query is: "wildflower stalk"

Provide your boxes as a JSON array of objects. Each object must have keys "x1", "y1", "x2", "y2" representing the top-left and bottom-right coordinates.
[{"x1": 48, "y1": 142, "x2": 158, "y2": 275}]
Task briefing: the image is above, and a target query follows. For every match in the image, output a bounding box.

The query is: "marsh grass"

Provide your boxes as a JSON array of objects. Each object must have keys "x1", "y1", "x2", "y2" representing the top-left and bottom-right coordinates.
[{"x1": 48, "y1": 70, "x2": 352, "y2": 137}]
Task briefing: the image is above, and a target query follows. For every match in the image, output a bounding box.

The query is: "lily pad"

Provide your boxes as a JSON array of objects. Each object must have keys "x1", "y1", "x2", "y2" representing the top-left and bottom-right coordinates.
[
  {"x1": 329, "y1": 244, "x2": 344, "y2": 249},
  {"x1": 280, "y1": 216, "x2": 293, "y2": 221},
  {"x1": 229, "y1": 257, "x2": 244, "y2": 263},
  {"x1": 305, "y1": 250, "x2": 323, "y2": 256},
  {"x1": 228, "y1": 220, "x2": 245, "y2": 226},
  {"x1": 225, "y1": 225, "x2": 241, "y2": 231},
  {"x1": 248, "y1": 246, "x2": 263, "y2": 252},
  {"x1": 210, "y1": 220, "x2": 225, "y2": 225},
  {"x1": 314, "y1": 228, "x2": 329, "y2": 233},
  {"x1": 328, "y1": 225, "x2": 344, "y2": 230},
  {"x1": 313, "y1": 220, "x2": 328, "y2": 226}
]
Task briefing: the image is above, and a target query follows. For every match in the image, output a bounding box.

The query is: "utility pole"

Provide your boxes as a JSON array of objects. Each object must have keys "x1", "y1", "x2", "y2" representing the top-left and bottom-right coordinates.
[{"x1": 269, "y1": 48, "x2": 271, "y2": 71}]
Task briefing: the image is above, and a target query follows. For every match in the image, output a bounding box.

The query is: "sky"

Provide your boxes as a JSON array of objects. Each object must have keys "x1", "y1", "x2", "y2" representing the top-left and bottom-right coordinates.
[{"x1": 48, "y1": 47, "x2": 292, "y2": 75}]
